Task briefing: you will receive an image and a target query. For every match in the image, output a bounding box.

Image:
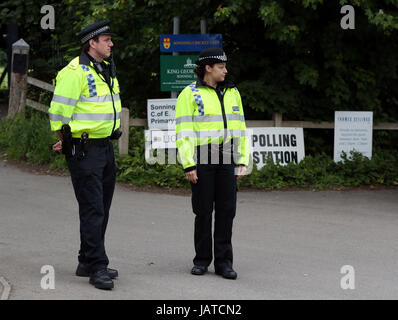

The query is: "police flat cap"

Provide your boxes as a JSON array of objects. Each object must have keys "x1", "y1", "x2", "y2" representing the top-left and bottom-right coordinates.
[
  {"x1": 195, "y1": 47, "x2": 227, "y2": 66},
  {"x1": 78, "y1": 20, "x2": 112, "y2": 44}
]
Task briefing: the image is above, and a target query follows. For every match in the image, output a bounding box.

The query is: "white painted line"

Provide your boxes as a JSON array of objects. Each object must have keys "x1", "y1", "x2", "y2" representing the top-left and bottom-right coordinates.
[{"x1": 0, "y1": 277, "x2": 11, "y2": 300}]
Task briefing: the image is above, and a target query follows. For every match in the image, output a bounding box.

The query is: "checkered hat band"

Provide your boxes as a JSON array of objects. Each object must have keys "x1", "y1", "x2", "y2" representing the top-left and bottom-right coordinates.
[
  {"x1": 198, "y1": 54, "x2": 227, "y2": 62},
  {"x1": 81, "y1": 26, "x2": 110, "y2": 43}
]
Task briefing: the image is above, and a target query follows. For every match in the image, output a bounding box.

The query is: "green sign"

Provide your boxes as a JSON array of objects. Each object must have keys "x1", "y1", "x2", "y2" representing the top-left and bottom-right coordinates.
[{"x1": 160, "y1": 55, "x2": 198, "y2": 91}]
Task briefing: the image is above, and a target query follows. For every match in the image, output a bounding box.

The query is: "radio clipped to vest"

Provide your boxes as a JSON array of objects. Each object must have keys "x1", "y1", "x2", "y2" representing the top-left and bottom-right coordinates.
[
  {"x1": 109, "y1": 129, "x2": 122, "y2": 140},
  {"x1": 106, "y1": 54, "x2": 116, "y2": 78},
  {"x1": 77, "y1": 132, "x2": 89, "y2": 160},
  {"x1": 86, "y1": 52, "x2": 115, "y2": 90}
]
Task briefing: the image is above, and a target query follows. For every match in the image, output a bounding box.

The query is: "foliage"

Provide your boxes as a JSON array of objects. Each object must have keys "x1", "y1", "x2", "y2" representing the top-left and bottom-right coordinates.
[
  {"x1": 0, "y1": 66, "x2": 7, "y2": 90},
  {"x1": 0, "y1": 51, "x2": 6, "y2": 67},
  {"x1": 238, "y1": 149, "x2": 398, "y2": 189},
  {"x1": 214, "y1": 0, "x2": 398, "y2": 123},
  {"x1": 0, "y1": 0, "x2": 397, "y2": 123},
  {"x1": 1, "y1": 0, "x2": 398, "y2": 190},
  {"x1": 0, "y1": 109, "x2": 67, "y2": 171},
  {"x1": 0, "y1": 115, "x2": 397, "y2": 189},
  {"x1": 116, "y1": 126, "x2": 189, "y2": 188},
  {"x1": 117, "y1": 127, "x2": 398, "y2": 189}
]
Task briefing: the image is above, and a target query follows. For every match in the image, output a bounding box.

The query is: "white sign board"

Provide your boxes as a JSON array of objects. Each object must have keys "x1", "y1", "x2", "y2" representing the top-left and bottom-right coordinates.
[
  {"x1": 145, "y1": 127, "x2": 305, "y2": 167},
  {"x1": 147, "y1": 99, "x2": 176, "y2": 130},
  {"x1": 150, "y1": 130, "x2": 176, "y2": 149},
  {"x1": 250, "y1": 127, "x2": 305, "y2": 169},
  {"x1": 334, "y1": 111, "x2": 373, "y2": 162}
]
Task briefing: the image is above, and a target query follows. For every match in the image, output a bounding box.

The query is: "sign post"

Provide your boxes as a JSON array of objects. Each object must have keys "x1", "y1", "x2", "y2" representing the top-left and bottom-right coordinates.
[
  {"x1": 160, "y1": 34, "x2": 222, "y2": 52},
  {"x1": 149, "y1": 27, "x2": 223, "y2": 161},
  {"x1": 8, "y1": 39, "x2": 29, "y2": 117},
  {"x1": 147, "y1": 98, "x2": 177, "y2": 130},
  {"x1": 171, "y1": 17, "x2": 180, "y2": 99},
  {"x1": 160, "y1": 55, "x2": 198, "y2": 92}
]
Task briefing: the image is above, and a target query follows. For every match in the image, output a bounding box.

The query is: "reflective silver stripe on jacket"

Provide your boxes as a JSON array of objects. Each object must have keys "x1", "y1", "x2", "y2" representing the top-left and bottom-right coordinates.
[
  {"x1": 226, "y1": 114, "x2": 245, "y2": 122},
  {"x1": 78, "y1": 93, "x2": 121, "y2": 103},
  {"x1": 177, "y1": 129, "x2": 247, "y2": 140},
  {"x1": 176, "y1": 114, "x2": 245, "y2": 125},
  {"x1": 176, "y1": 115, "x2": 222, "y2": 124},
  {"x1": 51, "y1": 94, "x2": 78, "y2": 107},
  {"x1": 48, "y1": 113, "x2": 71, "y2": 123},
  {"x1": 71, "y1": 112, "x2": 121, "y2": 121}
]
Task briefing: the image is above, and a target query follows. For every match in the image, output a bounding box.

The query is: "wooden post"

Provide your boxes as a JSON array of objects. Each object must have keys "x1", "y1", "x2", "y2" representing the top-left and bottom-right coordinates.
[
  {"x1": 8, "y1": 39, "x2": 29, "y2": 117},
  {"x1": 170, "y1": 17, "x2": 180, "y2": 99},
  {"x1": 6, "y1": 23, "x2": 19, "y2": 90},
  {"x1": 273, "y1": 112, "x2": 283, "y2": 127},
  {"x1": 118, "y1": 107, "x2": 130, "y2": 155}
]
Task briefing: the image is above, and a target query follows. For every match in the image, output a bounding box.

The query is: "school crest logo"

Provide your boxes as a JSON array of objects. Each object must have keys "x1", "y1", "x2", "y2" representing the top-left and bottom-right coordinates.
[{"x1": 163, "y1": 37, "x2": 171, "y2": 50}]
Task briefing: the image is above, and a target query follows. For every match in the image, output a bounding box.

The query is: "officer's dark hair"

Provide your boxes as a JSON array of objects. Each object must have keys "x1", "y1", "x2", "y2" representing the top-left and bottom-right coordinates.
[
  {"x1": 82, "y1": 35, "x2": 100, "y2": 52},
  {"x1": 194, "y1": 63, "x2": 215, "y2": 80}
]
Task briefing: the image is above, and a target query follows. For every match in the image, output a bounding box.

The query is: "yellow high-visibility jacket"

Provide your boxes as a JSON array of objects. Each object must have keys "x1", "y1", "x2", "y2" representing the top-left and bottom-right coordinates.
[
  {"x1": 175, "y1": 79, "x2": 249, "y2": 171},
  {"x1": 48, "y1": 52, "x2": 121, "y2": 138}
]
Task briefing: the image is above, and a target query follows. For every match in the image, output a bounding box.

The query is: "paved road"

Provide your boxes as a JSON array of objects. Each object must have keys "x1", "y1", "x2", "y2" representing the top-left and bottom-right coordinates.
[{"x1": 0, "y1": 160, "x2": 398, "y2": 300}]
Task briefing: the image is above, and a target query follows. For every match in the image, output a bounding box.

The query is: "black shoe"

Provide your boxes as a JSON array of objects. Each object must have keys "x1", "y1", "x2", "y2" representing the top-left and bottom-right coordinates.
[
  {"x1": 105, "y1": 268, "x2": 118, "y2": 279},
  {"x1": 89, "y1": 269, "x2": 114, "y2": 290},
  {"x1": 76, "y1": 263, "x2": 118, "y2": 279},
  {"x1": 215, "y1": 267, "x2": 237, "y2": 280},
  {"x1": 191, "y1": 265, "x2": 208, "y2": 275}
]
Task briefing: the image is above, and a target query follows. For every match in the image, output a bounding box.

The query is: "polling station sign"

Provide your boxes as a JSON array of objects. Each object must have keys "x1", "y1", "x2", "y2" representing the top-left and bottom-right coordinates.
[
  {"x1": 147, "y1": 99, "x2": 176, "y2": 130},
  {"x1": 251, "y1": 127, "x2": 305, "y2": 169},
  {"x1": 160, "y1": 34, "x2": 222, "y2": 52},
  {"x1": 334, "y1": 111, "x2": 373, "y2": 162}
]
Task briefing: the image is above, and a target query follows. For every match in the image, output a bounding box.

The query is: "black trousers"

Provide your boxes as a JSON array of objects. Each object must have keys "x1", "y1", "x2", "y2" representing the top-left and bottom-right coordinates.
[
  {"x1": 190, "y1": 163, "x2": 237, "y2": 270},
  {"x1": 66, "y1": 141, "x2": 116, "y2": 273}
]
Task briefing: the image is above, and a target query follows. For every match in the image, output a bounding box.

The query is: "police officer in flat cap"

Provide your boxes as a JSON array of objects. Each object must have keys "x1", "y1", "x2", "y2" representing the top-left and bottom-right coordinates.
[
  {"x1": 49, "y1": 20, "x2": 122, "y2": 290},
  {"x1": 175, "y1": 47, "x2": 249, "y2": 280}
]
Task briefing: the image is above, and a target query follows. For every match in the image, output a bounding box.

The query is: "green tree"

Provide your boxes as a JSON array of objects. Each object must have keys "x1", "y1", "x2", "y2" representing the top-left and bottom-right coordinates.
[
  {"x1": 214, "y1": 0, "x2": 398, "y2": 122},
  {"x1": 1, "y1": 0, "x2": 397, "y2": 123}
]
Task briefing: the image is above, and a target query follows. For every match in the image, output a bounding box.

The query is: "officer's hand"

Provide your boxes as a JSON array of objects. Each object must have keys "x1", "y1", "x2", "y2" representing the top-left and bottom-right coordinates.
[
  {"x1": 237, "y1": 165, "x2": 247, "y2": 179},
  {"x1": 52, "y1": 140, "x2": 62, "y2": 153},
  {"x1": 186, "y1": 170, "x2": 198, "y2": 184}
]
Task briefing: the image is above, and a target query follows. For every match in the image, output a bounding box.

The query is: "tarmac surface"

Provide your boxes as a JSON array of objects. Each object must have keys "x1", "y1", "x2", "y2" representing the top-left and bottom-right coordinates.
[{"x1": 0, "y1": 160, "x2": 398, "y2": 300}]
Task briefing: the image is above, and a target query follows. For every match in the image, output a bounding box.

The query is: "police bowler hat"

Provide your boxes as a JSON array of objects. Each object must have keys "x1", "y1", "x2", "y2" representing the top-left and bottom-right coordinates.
[
  {"x1": 195, "y1": 47, "x2": 227, "y2": 66},
  {"x1": 78, "y1": 20, "x2": 112, "y2": 44}
]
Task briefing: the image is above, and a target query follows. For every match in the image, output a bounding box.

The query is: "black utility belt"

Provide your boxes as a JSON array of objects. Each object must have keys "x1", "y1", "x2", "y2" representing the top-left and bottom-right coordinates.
[{"x1": 72, "y1": 137, "x2": 110, "y2": 147}]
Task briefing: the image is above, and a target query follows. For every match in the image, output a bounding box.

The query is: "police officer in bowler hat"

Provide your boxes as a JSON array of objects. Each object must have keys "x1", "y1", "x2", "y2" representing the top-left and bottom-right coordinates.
[
  {"x1": 175, "y1": 47, "x2": 249, "y2": 280},
  {"x1": 49, "y1": 20, "x2": 122, "y2": 290}
]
